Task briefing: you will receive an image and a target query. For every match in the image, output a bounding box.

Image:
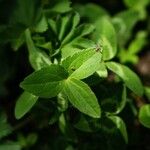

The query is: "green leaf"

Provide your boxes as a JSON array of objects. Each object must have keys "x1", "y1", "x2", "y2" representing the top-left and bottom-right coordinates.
[
  {"x1": 106, "y1": 62, "x2": 143, "y2": 96},
  {"x1": 139, "y1": 104, "x2": 150, "y2": 128},
  {"x1": 58, "y1": 12, "x2": 80, "y2": 42},
  {"x1": 48, "y1": 0, "x2": 71, "y2": 13},
  {"x1": 74, "y1": 3, "x2": 108, "y2": 23},
  {"x1": 70, "y1": 53, "x2": 102, "y2": 79},
  {"x1": 145, "y1": 86, "x2": 150, "y2": 100},
  {"x1": 113, "y1": 10, "x2": 140, "y2": 33},
  {"x1": 74, "y1": 24, "x2": 95, "y2": 39},
  {"x1": 74, "y1": 115, "x2": 92, "y2": 132},
  {"x1": 61, "y1": 23, "x2": 95, "y2": 47},
  {"x1": 116, "y1": 85, "x2": 127, "y2": 114},
  {"x1": 96, "y1": 62, "x2": 108, "y2": 78},
  {"x1": 62, "y1": 49, "x2": 102, "y2": 79},
  {"x1": 57, "y1": 92, "x2": 68, "y2": 112},
  {"x1": 122, "y1": 2, "x2": 148, "y2": 20},
  {"x1": 100, "y1": 83, "x2": 127, "y2": 114},
  {"x1": 48, "y1": 19, "x2": 57, "y2": 35},
  {"x1": 15, "y1": 92, "x2": 38, "y2": 119},
  {"x1": 10, "y1": 0, "x2": 42, "y2": 27},
  {"x1": 58, "y1": 113, "x2": 66, "y2": 134},
  {"x1": 118, "y1": 31, "x2": 147, "y2": 64},
  {"x1": 92, "y1": 17, "x2": 117, "y2": 60},
  {"x1": 0, "y1": 25, "x2": 27, "y2": 44},
  {"x1": 0, "y1": 122, "x2": 12, "y2": 139},
  {"x1": 61, "y1": 38, "x2": 95, "y2": 58},
  {"x1": 118, "y1": 48, "x2": 138, "y2": 64},
  {"x1": 72, "y1": 38, "x2": 95, "y2": 49},
  {"x1": 20, "y1": 65, "x2": 68, "y2": 98},
  {"x1": 65, "y1": 145, "x2": 74, "y2": 150},
  {"x1": 34, "y1": 15, "x2": 48, "y2": 33},
  {"x1": 63, "y1": 78, "x2": 101, "y2": 118},
  {"x1": 62, "y1": 49, "x2": 96, "y2": 71},
  {"x1": 11, "y1": 33, "x2": 25, "y2": 51},
  {"x1": 108, "y1": 116, "x2": 128, "y2": 143},
  {"x1": 128, "y1": 31, "x2": 147, "y2": 54},
  {"x1": 0, "y1": 111, "x2": 12, "y2": 139},
  {"x1": 25, "y1": 29, "x2": 51, "y2": 70},
  {"x1": 26, "y1": 133, "x2": 38, "y2": 146},
  {"x1": 49, "y1": 111, "x2": 60, "y2": 125},
  {"x1": 112, "y1": 10, "x2": 141, "y2": 46},
  {"x1": 124, "y1": 0, "x2": 149, "y2": 9},
  {"x1": 0, "y1": 145, "x2": 21, "y2": 150},
  {"x1": 61, "y1": 24, "x2": 94, "y2": 52}
]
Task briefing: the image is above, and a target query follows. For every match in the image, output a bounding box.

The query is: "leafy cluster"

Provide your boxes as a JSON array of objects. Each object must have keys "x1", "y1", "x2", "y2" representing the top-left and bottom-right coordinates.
[{"x1": 0, "y1": 0, "x2": 150, "y2": 149}]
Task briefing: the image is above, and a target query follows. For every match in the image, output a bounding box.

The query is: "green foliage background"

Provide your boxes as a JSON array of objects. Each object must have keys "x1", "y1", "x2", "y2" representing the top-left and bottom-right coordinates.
[{"x1": 0, "y1": 0, "x2": 150, "y2": 149}]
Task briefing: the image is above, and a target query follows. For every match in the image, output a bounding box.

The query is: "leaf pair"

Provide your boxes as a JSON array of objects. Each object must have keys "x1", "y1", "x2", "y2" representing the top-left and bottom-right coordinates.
[
  {"x1": 20, "y1": 68, "x2": 101, "y2": 118},
  {"x1": 20, "y1": 49, "x2": 102, "y2": 118}
]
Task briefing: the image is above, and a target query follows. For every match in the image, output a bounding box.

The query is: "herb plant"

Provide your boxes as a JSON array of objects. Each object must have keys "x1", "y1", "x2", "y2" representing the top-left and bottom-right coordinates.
[{"x1": 0, "y1": 0, "x2": 150, "y2": 149}]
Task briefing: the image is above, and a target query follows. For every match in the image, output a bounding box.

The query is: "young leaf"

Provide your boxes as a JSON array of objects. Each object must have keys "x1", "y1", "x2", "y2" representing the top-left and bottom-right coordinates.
[
  {"x1": 25, "y1": 29, "x2": 51, "y2": 70},
  {"x1": 58, "y1": 12, "x2": 80, "y2": 42},
  {"x1": 15, "y1": 92, "x2": 38, "y2": 119},
  {"x1": 62, "y1": 49, "x2": 102, "y2": 79},
  {"x1": 48, "y1": 19, "x2": 57, "y2": 35},
  {"x1": 20, "y1": 65, "x2": 68, "y2": 98},
  {"x1": 92, "y1": 17, "x2": 117, "y2": 60},
  {"x1": 96, "y1": 62, "x2": 108, "y2": 78},
  {"x1": 108, "y1": 116, "x2": 128, "y2": 143},
  {"x1": 62, "y1": 49, "x2": 96, "y2": 71},
  {"x1": 72, "y1": 38, "x2": 95, "y2": 49},
  {"x1": 139, "y1": 104, "x2": 150, "y2": 128},
  {"x1": 34, "y1": 15, "x2": 48, "y2": 33},
  {"x1": 63, "y1": 78, "x2": 101, "y2": 118},
  {"x1": 61, "y1": 38, "x2": 95, "y2": 58},
  {"x1": 61, "y1": 23, "x2": 95, "y2": 47},
  {"x1": 106, "y1": 62, "x2": 143, "y2": 96},
  {"x1": 61, "y1": 24, "x2": 94, "y2": 58},
  {"x1": 70, "y1": 52, "x2": 102, "y2": 79}
]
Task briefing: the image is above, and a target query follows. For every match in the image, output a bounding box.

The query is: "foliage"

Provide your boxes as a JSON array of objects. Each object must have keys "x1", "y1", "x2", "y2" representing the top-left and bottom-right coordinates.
[{"x1": 0, "y1": 0, "x2": 150, "y2": 149}]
